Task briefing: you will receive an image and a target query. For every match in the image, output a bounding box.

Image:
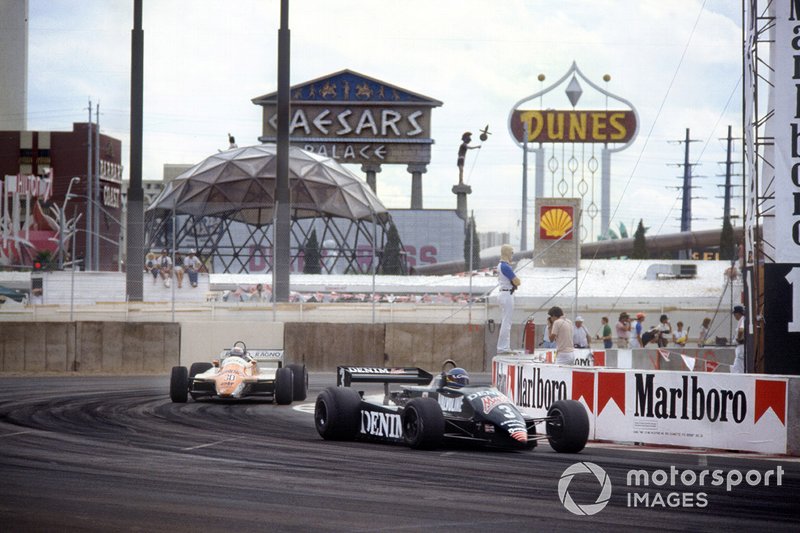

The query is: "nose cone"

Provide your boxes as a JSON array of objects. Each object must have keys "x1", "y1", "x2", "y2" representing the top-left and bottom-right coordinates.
[
  {"x1": 216, "y1": 370, "x2": 244, "y2": 397},
  {"x1": 509, "y1": 430, "x2": 528, "y2": 443}
]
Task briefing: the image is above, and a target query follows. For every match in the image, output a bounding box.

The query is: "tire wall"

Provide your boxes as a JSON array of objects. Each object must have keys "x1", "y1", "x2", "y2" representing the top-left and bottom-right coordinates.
[{"x1": 0, "y1": 321, "x2": 179, "y2": 373}]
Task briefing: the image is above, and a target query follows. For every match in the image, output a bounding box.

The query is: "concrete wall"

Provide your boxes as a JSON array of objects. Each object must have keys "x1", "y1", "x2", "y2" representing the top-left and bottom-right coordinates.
[
  {"x1": 285, "y1": 323, "x2": 385, "y2": 369},
  {"x1": 0, "y1": 320, "x2": 739, "y2": 375},
  {"x1": 180, "y1": 321, "x2": 285, "y2": 367},
  {"x1": 283, "y1": 322, "x2": 487, "y2": 372},
  {"x1": 0, "y1": 322, "x2": 178, "y2": 373}
]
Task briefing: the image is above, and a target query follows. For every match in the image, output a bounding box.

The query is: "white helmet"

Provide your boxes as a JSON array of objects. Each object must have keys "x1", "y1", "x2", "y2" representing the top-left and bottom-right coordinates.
[{"x1": 229, "y1": 346, "x2": 245, "y2": 358}]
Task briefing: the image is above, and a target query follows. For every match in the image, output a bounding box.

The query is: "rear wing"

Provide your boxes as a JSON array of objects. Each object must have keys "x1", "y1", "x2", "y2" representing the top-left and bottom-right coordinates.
[
  {"x1": 219, "y1": 348, "x2": 284, "y2": 367},
  {"x1": 337, "y1": 366, "x2": 432, "y2": 387}
]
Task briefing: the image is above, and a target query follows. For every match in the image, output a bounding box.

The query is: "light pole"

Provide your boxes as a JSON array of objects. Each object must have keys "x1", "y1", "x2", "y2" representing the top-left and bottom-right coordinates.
[{"x1": 58, "y1": 176, "x2": 81, "y2": 269}]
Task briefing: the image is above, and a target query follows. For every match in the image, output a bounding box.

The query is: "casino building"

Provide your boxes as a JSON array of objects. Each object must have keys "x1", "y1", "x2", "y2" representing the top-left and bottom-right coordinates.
[{"x1": 0, "y1": 124, "x2": 123, "y2": 271}]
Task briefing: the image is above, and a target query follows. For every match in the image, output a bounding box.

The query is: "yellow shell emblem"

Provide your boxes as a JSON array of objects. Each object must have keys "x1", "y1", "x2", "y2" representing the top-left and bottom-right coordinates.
[{"x1": 541, "y1": 208, "x2": 573, "y2": 238}]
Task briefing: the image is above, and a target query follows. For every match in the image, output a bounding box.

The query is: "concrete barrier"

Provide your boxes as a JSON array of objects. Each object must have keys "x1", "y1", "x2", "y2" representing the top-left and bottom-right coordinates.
[
  {"x1": 280, "y1": 322, "x2": 486, "y2": 372},
  {"x1": 284, "y1": 322, "x2": 384, "y2": 370},
  {"x1": 0, "y1": 321, "x2": 178, "y2": 373},
  {"x1": 0, "y1": 322, "x2": 75, "y2": 372},
  {"x1": 385, "y1": 323, "x2": 484, "y2": 371}
]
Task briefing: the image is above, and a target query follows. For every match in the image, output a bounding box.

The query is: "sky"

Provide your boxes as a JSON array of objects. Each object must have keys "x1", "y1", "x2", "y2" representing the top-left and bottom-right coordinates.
[{"x1": 22, "y1": 0, "x2": 744, "y2": 243}]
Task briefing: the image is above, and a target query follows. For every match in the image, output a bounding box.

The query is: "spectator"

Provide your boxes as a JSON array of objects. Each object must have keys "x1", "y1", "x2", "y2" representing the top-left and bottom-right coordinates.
[
  {"x1": 183, "y1": 249, "x2": 202, "y2": 288},
  {"x1": 542, "y1": 317, "x2": 556, "y2": 348},
  {"x1": 657, "y1": 314, "x2": 672, "y2": 348},
  {"x1": 157, "y1": 249, "x2": 173, "y2": 288},
  {"x1": 144, "y1": 252, "x2": 159, "y2": 284},
  {"x1": 598, "y1": 316, "x2": 613, "y2": 349},
  {"x1": 697, "y1": 317, "x2": 711, "y2": 347},
  {"x1": 547, "y1": 306, "x2": 574, "y2": 365},
  {"x1": 174, "y1": 252, "x2": 185, "y2": 289},
  {"x1": 630, "y1": 312, "x2": 646, "y2": 348},
  {"x1": 573, "y1": 316, "x2": 591, "y2": 348},
  {"x1": 672, "y1": 321, "x2": 689, "y2": 347},
  {"x1": 615, "y1": 312, "x2": 630, "y2": 348},
  {"x1": 641, "y1": 326, "x2": 660, "y2": 347},
  {"x1": 731, "y1": 306, "x2": 746, "y2": 373}
]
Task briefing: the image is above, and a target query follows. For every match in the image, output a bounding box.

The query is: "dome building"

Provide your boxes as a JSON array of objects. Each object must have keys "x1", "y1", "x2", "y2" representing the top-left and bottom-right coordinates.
[{"x1": 145, "y1": 144, "x2": 404, "y2": 274}]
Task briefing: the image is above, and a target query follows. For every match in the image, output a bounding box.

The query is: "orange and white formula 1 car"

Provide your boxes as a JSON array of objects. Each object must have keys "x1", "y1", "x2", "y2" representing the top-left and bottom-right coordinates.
[{"x1": 169, "y1": 341, "x2": 307, "y2": 404}]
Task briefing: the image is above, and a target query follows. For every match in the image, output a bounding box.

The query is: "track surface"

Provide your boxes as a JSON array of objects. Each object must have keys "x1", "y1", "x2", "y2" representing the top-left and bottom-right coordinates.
[{"x1": 0, "y1": 374, "x2": 798, "y2": 532}]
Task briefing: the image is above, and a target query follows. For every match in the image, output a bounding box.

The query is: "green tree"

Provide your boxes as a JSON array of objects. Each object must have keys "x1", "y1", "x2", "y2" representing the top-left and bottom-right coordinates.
[
  {"x1": 33, "y1": 249, "x2": 55, "y2": 271},
  {"x1": 303, "y1": 229, "x2": 321, "y2": 274},
  {"x1": 381, "y1": 223, "x2": 404, "y2": 275},
  {"x1": 463, "y1": 215, "x2": 481, "y2": 271},
  {"x1": 719, "y1": 216, "x2": 736, "y2": 261},
  {"x1": 631, "y1": 219, "x2": 648, "y2": 259}
]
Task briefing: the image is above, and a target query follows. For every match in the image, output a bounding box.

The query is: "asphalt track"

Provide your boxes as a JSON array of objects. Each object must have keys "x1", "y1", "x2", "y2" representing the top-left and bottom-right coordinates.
[{"x1": 0, "y1": 374, "x2": 798, "y2": 532}]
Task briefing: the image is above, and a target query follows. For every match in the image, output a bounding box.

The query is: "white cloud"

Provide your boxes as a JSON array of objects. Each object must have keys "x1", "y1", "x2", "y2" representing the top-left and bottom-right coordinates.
[{"x1": 24, "y1": 0, "x2": 743, "y2": 240}]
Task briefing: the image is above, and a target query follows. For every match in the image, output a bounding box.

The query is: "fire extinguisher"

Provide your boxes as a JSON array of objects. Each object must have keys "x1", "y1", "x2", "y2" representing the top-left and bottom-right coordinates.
[{"x1": 523, "y1": 319, "x2": 536, "y2": 353}]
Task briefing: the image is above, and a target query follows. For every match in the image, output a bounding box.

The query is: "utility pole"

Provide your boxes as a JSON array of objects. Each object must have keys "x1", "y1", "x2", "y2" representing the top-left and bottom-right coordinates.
[
  {"x1": 86, "y1": 99, "x2": 93, "y2": 271},
  {"x1": 668, "y1": 128, "x2": 701, "y2": 259},
  {"x1": 717, "y1": 125, "x2": 742, "y2": 223},
  {"x1": 716, "y1": 125, "x2": 741, "y2": 262},
  {"x1": 94, "y1": 102, "x2": 100, "y2": 270}
]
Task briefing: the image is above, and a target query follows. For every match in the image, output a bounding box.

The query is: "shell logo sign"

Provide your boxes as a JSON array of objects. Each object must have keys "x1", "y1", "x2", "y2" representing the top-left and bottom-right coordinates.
[{"x1": 540, "y1": 206, "x2": 573, "y2": 240}]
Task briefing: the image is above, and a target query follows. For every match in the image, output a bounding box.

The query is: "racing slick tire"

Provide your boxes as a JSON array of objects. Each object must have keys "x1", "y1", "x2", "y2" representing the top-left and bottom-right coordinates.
[
  {"x1": 287, "y1": 363, "x2": 308, "y2": 402},
  {"x1": 274, "y1": 367, "x2": 294, "y2": 405},
  {"x1": 170, "y1": 366, "x2": 189, "y2": 403},
  {"x1": 546, "y1": 399, "x2": 589, "y2": 453},
  {"x1": 402, "y1": 398, "x2": 445, "y2": 450},
  {"x1": 189, "y1": 362, "x2": 213, "y2": 377},
  {"x1": 314, "y1": 387, "x2": 361, "y2": 441}
]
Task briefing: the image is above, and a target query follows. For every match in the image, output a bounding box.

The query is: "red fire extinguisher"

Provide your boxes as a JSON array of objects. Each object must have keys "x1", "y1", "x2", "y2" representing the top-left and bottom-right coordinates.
[{"x1": 524, "y1": 319, "x2": 536, "y2": 353}]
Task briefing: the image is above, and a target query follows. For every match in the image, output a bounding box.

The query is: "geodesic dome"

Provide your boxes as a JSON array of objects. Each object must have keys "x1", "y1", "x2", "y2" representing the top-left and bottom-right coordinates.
[{"x1": 144, "y1": 144, "x2": 403, "y2": 274}]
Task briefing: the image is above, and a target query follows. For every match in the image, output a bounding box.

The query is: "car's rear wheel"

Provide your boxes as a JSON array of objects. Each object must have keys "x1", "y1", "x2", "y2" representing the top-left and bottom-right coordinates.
[
  {"x1": 169, "y1": 366, "x2": 189, "y2": 403},
  {"x1": 546, "y1": 399, "x2": 589, "y2": 453},
  {"x1": 314, "y1": 387, "x2": 361, "y2": 440},
  {"x1": 274, "y1": 367, "x2": 294, "y2": 405},
  {"x1": 189, "y1": 362, "x2": 213, "y2": 377},
  {"x1": 287, "y1": 363, "x2": 308, "y2": 402},
  {"x1": 402, "y1": 398, "x2": 444, "y2": 450}
]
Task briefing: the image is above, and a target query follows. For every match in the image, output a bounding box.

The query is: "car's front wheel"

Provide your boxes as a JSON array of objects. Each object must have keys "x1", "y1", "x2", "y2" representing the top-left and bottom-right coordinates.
[
  {"x1": 546, "y1": 399, "x2": 589, "y2": 453},
  {"x1": 402, "y1": 398, "x2": 444, "y2": 450},
  {"x1": 169, "y1": 366, "x2": 189, "y2": 403}
]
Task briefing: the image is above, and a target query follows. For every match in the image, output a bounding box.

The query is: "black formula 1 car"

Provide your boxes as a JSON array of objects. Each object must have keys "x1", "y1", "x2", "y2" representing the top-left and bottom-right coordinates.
[{"x1": 314, "y1": 361, "x2": 589, "y2": 452}]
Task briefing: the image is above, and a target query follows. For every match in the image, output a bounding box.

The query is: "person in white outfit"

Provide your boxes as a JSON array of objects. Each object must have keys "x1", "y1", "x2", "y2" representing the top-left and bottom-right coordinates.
[
  {"x1": 496, "y1": 244, "x2": 520, "y2": 353},
  {"x1": 731, "y1": 305, "x2": 746, "y2": 373},
  {"x1": 572, "y1": 316, "x2": 590, "y2": 348}
]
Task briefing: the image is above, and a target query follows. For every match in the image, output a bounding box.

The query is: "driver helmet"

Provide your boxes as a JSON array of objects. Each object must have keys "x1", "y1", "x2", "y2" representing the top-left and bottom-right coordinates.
[
  {"x1": 229, "y1": 346, "x2": 245, "y2": 358},
  {"x1": 445, "y1": 367, "x2": 470, "y2": 387}
]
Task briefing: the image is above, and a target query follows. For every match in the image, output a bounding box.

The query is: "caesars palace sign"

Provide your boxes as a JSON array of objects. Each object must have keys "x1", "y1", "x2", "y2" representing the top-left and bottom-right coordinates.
[{"x1": 252, "y1": 69, "x2": 442, "y2": 165}]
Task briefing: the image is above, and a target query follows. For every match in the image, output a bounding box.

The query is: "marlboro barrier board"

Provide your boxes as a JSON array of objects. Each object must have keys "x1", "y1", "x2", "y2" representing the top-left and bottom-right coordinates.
[{"x1": 493, "y1": 357, "x2": 789, "y2": 454}]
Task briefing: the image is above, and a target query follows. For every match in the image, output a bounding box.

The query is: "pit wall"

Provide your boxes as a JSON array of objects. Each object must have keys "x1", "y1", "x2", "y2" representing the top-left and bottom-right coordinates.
[{"x1": 492, "y1": 355, "x2": 800, "y2": 456}]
